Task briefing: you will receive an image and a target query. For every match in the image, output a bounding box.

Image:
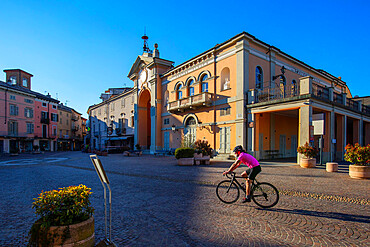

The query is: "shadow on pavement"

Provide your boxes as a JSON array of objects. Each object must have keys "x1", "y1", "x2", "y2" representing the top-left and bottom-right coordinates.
[{"x1": 261, "y1": 207, "x2": 370, "y2": 224}]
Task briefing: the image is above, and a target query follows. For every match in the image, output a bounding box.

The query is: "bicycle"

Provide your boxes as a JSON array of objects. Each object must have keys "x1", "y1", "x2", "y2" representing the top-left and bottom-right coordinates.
[{"x1": 216, "y1": 172, "x2": 279, "y2": 208}]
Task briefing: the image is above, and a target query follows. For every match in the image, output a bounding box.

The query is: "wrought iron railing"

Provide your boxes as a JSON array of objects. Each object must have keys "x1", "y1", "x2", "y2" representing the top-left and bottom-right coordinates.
[
  {"x1": 362, "y1": 105, "x2": 370, "y2": 115},
  {"x1": 255, "y1": 84, "x2": 300, "y2": 103},
  {"x1": 333, "y1": 92, "x2": 343, "y2": 104},
  {"x1": 346, "y1": 98, "x2": 359, "y2": 111},
  {"x1": 312, "y1": 84, "x2": 329, "y2": 100}
]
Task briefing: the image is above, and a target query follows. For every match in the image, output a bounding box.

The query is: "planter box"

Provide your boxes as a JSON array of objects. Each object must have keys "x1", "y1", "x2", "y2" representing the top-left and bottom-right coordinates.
[
  {"x1": 194, "y1": 153, "x2": 203, "y2": 159},
  {"x1": 326, "y1": 162, "x2": 338, "y2": 172},
  {"x1": 349, "y1": 165, "x2": 370, "y2": 179},
  {"x1": 300, "y1": 158, "x2": 316, "y2": 168},
  {"x1": 35, "y1": 216, "x2": 94, "y2": 247},
  {"x1": 177, "y1": 158, "x2": 194, "y2": 166}
]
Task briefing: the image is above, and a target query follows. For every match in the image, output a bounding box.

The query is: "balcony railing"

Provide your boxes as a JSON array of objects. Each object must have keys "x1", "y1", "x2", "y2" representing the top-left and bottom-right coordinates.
[
  {"x1": 71, "y1": 116, "x2": 78, "y2": 121},
  {"x1": 312, "y1": 84, "x2": 330, "y2": 101},
  {"x1": 362, "y1": 105, "x2": 370, "y2": 115},
  {"x1": 346, "y1": 98, "x2": 359, "y2": 111},
  {"x1": 333, "y1": 92, "x2": 343, "y2": 104},
  {"x1": 256, "y1": 84, "x2": 300, "y2": 103},
  {"x1": 94, "y1": 131, "x2": 99, "y2": 137},
  {"x1": 168, "y1": 92, "x2": 213, "y2": 112}
]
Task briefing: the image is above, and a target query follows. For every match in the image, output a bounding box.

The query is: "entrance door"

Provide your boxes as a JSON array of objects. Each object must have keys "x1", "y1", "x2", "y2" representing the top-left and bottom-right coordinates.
[
  {"x1": 291, "y1": 135, "x2": 297, "y2": 157},
  {"x1": 279, "y1": 135, "x2": 286, "y2": 158},
  {"x1": 164, "y1": 132, "x2": 170, "y2": 150},
  {"x1": 184, "y1": 127, "x2": 196, "y2": 145},
  {"x1": 220, "y1": 127, "x2": 231, "y2": 153}
]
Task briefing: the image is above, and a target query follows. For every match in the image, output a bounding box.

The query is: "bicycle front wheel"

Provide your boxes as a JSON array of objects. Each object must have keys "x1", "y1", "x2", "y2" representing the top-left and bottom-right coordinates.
[
  {"x1": 216, "y1": 180, "x2": 240, "y2": 204},
  {"x1": 251, "y1": 182, "x2": 279, "y2": 208}
]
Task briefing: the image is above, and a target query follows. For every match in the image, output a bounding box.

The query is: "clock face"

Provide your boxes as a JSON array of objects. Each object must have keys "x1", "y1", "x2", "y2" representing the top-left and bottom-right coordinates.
[{"x1": 138, "y1": 69, "x2": 147, "y2": 88}]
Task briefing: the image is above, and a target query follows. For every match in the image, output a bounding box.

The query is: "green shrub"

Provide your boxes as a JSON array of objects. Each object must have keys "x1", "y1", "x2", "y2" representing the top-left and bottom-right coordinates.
[{"x1": 175, "y1": 148, "x2": 194, "y2": 159}]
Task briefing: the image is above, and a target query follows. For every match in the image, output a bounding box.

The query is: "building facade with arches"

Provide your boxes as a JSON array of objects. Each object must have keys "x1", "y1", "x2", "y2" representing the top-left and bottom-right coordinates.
[{"x1": 126, "y1": 32, "x2": 369, "y2": 162}]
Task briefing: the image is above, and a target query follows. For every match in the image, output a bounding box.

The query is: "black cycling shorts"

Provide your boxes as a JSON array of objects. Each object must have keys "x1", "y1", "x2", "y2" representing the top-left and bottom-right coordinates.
[{"x1": 246, "y1": 165, "x2": 261, "y2": 180}]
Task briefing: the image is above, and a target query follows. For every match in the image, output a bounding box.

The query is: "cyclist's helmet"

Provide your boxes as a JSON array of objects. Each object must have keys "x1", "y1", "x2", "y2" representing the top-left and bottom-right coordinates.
[{"x1": 233, "y1": 145, "x2": 244, "y2": 153}]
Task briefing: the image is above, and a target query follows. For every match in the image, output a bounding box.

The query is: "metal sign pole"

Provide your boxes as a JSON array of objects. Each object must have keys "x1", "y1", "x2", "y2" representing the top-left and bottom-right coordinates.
[{"x1": 90, "y1": 155, "x2": 116, "y2": 246}]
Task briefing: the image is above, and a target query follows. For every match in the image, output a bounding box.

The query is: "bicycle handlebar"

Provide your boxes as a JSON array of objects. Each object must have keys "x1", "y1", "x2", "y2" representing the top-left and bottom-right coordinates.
[{"x1": 223, "y1": 171, "x2": 236, "y2": 179}]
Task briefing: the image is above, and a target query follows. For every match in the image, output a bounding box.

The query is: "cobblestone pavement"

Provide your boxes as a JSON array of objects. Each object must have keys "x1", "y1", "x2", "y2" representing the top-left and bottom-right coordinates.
[{"x1": 0, "y1": 152, "x2": 369, "y2": 246}]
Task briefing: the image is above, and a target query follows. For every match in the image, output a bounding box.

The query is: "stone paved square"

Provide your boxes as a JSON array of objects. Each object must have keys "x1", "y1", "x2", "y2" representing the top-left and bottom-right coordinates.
[{"x1": 0, "y1": 152, "x2": 369, "y2": 246}]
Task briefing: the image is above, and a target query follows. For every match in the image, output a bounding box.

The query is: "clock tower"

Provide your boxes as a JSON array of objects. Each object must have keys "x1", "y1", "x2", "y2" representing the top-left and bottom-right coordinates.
[{"x1": 127, "y1": 36, "x2": 173, "y2": 153}]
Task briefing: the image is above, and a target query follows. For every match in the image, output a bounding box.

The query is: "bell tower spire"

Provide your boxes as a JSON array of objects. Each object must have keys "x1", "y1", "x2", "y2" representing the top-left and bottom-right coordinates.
[{"x1": 141, "y1": 27, "x2": 151, "y2": 53}]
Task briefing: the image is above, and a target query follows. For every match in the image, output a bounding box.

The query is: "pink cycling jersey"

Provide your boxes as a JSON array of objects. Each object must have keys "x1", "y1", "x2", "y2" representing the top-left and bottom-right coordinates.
[{"x1": 237, "y1": 152, "x2": 260, "y2": 168}]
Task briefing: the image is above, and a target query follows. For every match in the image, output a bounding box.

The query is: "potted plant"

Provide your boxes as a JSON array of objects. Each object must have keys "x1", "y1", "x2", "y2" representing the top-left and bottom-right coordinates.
[
  {"x1": 194, "y1": 149, "x2": 202, "y2": 159},
  {"x1": 194, "y1": 139, "x2": 213, "y2": 159},
  {"x1": 297, "y1": 142, "x2": 318, "y2": 168},
  {"x1": 344, "y1": 143, "x2": 370, "y2": 179},
  {"x1": 28, "y1": 184, "x2": 95, "y2": 247},
  {"x1": 175, "y1": 148, "x2": 195, "y2": 166},
  {"x1": 135, "y1": 144, "x2": 141, "y2": 151}
]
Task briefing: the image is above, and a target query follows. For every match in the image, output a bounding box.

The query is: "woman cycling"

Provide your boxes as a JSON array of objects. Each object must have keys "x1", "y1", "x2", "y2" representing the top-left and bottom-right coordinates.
[{"x1": 223, "y1": 145, "x2": 261, "y2": 203}]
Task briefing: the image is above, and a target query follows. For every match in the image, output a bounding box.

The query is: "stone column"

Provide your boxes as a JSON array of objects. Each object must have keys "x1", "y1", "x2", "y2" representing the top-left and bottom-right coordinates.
[
  {"x1": 235, "y1": 39, "x2": 250, "y2": 150},
  {"x1": 343, "y1": 115, "x2": 347, "y2": 152},
  {"x1": 298, "y1": 105, "x2": 312, "y2": 163},
  {"x1": 330, "y1": 111, "x2": 335, "y2": 161},
  {"x1": 359, "y1": 118, "x2": 364, "y2": 146}
]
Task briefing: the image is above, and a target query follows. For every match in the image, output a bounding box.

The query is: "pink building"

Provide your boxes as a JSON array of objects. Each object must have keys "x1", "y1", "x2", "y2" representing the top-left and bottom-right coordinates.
[
  {"x1": 33, "y1": 93, "x2": 59, "y2": 151},
  {"x1": 0, "y1": 69, "x2": 59, "y2": 153}
]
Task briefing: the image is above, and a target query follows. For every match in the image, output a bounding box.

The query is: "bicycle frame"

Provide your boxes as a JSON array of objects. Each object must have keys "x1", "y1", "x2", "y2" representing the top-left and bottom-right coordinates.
[{"x1": 226, "y1": 172, "x2": 258, "y2": 192}]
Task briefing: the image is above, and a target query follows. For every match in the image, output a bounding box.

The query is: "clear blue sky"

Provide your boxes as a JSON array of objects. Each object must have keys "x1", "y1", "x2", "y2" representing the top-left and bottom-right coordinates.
[{"x1": 1, "y1": 0, "x2": 369, "y2": 117}]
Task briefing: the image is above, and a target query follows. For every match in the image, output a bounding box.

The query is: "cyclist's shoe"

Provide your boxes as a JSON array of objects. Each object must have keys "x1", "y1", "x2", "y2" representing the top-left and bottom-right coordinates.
[{"x1": 242, "y1": 197, "x2": 251, "y2": 203}]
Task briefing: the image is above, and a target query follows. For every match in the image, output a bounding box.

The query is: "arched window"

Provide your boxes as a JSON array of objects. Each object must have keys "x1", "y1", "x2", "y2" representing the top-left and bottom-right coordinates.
[
  {"x1": 188, "y1": 80, "x2": 194, "y2": 96},
  {"x1": 185, "y1": 116, "x2": 197, "y2": 126},
  {"x1": 221, "y1": 67, "x2": 230, "y2": 90},
  {"x1": 291, "y1": 80, "x2": 298, "y2": 95},
  {"x1": 201, "y1": 74, "x2": 208, "y2": 93},
  {"x1": 256, "y1": 66, "x2": 263, "y2": 89},
  {"x1": 177, "y1": 84, "x2": 183, "y2": 100}
]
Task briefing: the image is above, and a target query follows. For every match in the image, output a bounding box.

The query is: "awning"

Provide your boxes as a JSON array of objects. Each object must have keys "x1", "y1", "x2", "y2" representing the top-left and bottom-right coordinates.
[{"x1": 108, "y1": 136, "x2": 133, "y2": 141}]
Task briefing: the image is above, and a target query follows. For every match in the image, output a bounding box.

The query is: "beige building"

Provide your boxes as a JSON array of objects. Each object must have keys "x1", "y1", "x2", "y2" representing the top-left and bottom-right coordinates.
[{"x1": 88, "y1": 88, "x2": 135, "y2": 151}]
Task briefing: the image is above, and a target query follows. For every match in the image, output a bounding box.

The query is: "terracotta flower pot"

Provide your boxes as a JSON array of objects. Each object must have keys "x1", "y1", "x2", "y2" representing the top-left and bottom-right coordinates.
[
  {"x1": 177, "y1": 158, "x2": 194, "y2": 166},
  {"x1": 349, "y1": 165, "x2": 370, "y2": 179},
  {"x1": 326, "y1": 162, "x2": 338, "y2": 172},
  {"x1": 300, "y1": 158, "x2": 316, "y2": 168}
]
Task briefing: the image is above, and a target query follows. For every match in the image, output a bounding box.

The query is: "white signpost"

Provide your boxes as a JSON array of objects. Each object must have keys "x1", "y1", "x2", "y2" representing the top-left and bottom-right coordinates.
[{"x1": 90, "y1": 155, "x2": 116, "y2": 246}]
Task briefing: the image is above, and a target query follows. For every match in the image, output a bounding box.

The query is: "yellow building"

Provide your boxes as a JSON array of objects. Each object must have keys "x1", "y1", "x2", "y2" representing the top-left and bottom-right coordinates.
[{"x1": 127, "y1": 32, "x2": 369, "y2": 162}]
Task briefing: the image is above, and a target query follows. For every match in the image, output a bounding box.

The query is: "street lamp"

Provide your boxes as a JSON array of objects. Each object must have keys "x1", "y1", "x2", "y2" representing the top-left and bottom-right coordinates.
[{"x1": 171, "y1": 124, "x2": 177, "y2": 133}]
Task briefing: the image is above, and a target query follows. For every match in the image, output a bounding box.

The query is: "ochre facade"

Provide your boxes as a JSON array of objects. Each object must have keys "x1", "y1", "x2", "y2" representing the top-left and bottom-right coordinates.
[{"x1": 125, "y1": 32, "x2": 369, "y2": 162}]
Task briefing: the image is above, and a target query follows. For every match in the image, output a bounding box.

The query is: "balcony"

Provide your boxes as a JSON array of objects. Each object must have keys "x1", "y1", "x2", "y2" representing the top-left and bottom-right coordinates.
[
  {"x1": 255, "y1": 84, "x2": 300, "y2": 103},
  {"x1": 94, "y1": 131, "x2": 99, "y2": 137},
  {"x1": 40, "y1": 118, "x2": 50, "y2": 124},
  {"x1": 167, "y1": 92, "x2": 213, "y2": 113},
  {"x1": 71, "y1": 126, "x2": 79, "y2": 132},
  {"x1": 71, "y1": 115, "x2": 79, "y2": 121}
]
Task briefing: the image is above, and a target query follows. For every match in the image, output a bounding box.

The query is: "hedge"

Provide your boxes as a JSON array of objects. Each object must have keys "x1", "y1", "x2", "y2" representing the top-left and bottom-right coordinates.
[{"x1": 175, "y1": 148, "x2": 194, "y2": 159}]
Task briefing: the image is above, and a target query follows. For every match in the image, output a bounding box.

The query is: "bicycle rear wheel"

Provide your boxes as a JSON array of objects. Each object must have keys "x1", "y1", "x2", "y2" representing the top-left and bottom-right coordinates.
[
  {"x1": 216, "y1": 180, "x2": 240, "y2": 204},
  {"x1": 251, "y1": 182, "x2": 279, "y2": 208}
]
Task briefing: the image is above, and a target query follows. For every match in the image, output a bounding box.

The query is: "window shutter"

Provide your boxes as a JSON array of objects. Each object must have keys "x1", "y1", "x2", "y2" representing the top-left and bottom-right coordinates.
[{"x1": 16, "y1": 106, "x2": 19, "y2": 116}]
